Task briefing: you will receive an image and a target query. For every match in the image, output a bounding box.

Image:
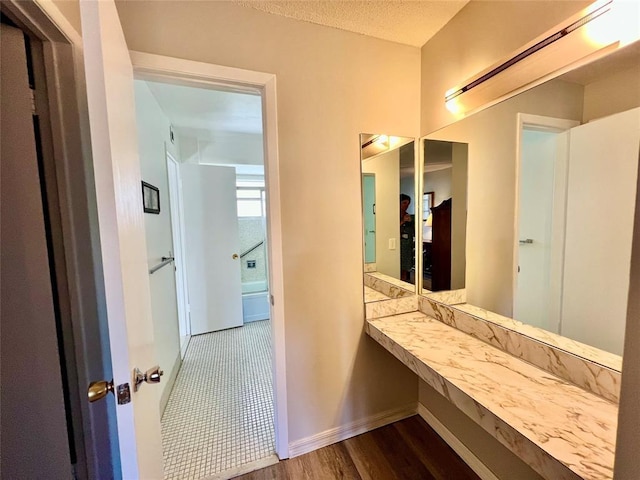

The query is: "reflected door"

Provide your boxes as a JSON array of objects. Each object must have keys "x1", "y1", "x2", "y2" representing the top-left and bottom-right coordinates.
[
  {"x1": 515, "y1": 128, "x2": 569, "y2": 332},
  {"x1": 363, "y1": 174, "x2": 376, "y2": 263},
  {"x1": 561, "y1": 107, "x2": 640, "y2": 354},
  {"x1": 181, "y1": 164, "x2": 244, "y2": 334}
]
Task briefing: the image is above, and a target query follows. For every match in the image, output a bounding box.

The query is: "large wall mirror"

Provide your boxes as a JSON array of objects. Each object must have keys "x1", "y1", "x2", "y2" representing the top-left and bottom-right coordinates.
[
  {"x1": 361, "y1": 134, "x2": 417, "y2": 299},
  {"x1": 419, "y1": 41, "x2": 640, "y2": 359}
]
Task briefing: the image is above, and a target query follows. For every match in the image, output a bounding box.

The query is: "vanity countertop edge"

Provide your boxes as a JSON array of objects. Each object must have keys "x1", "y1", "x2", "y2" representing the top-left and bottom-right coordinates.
[{"x1": 366, "y1": 311, "x2": 618, "y2": 480}]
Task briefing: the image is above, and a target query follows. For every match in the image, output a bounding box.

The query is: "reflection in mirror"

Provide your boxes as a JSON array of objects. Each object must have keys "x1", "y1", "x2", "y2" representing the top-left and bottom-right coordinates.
[
  {"x1": 361, "y1": 134, "x2": 416, "y2": 299},
  {"x1": 421, "y1": 140, "x2": 467, "y2": 292},
  {"x1": 420, "y1": 41, "x2": 640, "y2": 357}
]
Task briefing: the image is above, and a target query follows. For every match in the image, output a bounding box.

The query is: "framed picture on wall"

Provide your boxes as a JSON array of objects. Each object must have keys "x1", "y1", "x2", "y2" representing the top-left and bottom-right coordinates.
[{"x1": 142, "y1": 181, "x2": 160, "y2": 214}]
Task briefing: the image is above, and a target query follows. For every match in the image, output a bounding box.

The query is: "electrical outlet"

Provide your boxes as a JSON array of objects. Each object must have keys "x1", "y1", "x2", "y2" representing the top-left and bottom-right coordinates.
[{"x1": 247, "y1": 260, "x2": 256, "y2": 269}]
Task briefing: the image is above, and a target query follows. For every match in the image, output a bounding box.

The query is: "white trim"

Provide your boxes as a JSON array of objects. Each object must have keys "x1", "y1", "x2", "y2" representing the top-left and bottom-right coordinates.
[
  {"x1": 166, "y1": 151, "x2": 191, "y2": 358},
  {"x1": 129, "y1": 51, "x2": 289, "y2": 459},
  {"x1": 417, "y1": 403, "x2": 499, "y2": 480},
  {"x1": 288, "y1": 403, "x2": 417, "y2": 458}
]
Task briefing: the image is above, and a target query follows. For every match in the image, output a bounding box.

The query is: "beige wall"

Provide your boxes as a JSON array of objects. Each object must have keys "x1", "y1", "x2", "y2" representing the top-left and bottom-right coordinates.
[
  {"x1": 51, "y1": 0, "x2": 82, "y2": 33},
  {"x1": 362, "y1": 149, "x2": 401, "y2": 279},
  {"x1": 114, "y1": 0, "x2": 420, "y2": 444}
]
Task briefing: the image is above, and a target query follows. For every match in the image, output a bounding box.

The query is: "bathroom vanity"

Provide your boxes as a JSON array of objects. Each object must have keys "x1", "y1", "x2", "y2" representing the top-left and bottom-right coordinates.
[{"x1": 360, "y1": 3, "x2": 639, "y2": 478}]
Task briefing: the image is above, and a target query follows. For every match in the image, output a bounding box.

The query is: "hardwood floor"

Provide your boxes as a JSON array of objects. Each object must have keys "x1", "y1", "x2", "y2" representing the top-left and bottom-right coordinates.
[{"x1": 235, "y1": 415, "x2": 481, "y2": 480}]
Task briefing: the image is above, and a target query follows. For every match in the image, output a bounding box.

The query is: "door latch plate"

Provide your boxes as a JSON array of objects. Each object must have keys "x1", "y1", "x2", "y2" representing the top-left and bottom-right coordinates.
[{"x1": 116, "y1": 383, "x2": 131, "y2": 405}]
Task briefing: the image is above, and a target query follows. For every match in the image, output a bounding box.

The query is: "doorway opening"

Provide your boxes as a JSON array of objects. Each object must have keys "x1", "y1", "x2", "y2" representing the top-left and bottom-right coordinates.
[{"x1": 133, "y1": 75, "x2": 278, "y2": 478}]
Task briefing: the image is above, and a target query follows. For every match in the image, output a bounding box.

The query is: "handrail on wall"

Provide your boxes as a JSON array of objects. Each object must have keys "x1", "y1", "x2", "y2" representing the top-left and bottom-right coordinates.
[
  {"x1": 149, "y1": 256, "x2": 174, "y2": 275},
  {"x1": 241, "y1": 240, "x2": 264, "y2": 258}
]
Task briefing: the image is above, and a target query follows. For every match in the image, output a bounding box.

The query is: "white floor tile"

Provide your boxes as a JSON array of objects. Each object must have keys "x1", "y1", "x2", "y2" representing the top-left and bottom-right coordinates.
[{"x1": 161, "y1": 320, "x2": 275, "y2": 480}]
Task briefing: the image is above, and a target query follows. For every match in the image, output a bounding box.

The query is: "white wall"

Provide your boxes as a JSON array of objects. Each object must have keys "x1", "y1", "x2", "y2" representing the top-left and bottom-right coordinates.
[
  {"x1": 362, "y1": 149, "x2": 401, "y2": 279},
  {"x1": 117, "y1": 0, "x2": 420, "y2": 445},
  {"x1": 134, "y1": 80, "x2": 181, "y2": 408},
  {"x1": 181, "y1": 131, "x2": 264, "y2": 166}
]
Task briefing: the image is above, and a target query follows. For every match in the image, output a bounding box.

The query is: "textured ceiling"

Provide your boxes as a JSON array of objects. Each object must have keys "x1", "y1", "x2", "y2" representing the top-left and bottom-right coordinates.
[{"x1": 234, "y1": 1, "x2": 470, "y2": 47}]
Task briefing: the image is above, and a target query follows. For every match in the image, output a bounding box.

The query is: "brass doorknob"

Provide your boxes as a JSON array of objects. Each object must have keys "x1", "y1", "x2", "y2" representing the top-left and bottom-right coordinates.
[
  {"x1": 232, "y1": 254, "x2": 239, "y2": 259},
  {"x1": 88, "y1": 380, "x2": 114, "y2": 403},
  {"x1": 133, "y1": 365, "x2": 164, "y2": 392}
]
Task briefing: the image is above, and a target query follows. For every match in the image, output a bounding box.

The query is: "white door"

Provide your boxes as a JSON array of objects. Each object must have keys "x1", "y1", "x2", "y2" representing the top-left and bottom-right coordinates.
[
  {"x1": 167, "y1": 153, "x2": 191, "y2": 357},
  {"x1": 181, "y1": 164, "x2": 244, "y2": 335},
  {"x1": 80, "y1": 1, "x2": 164, "y2": 477},
  {"x1": 561, "y1": 107, "x2": 640, "y2": 354},
  {"x1": 515, "y1": 129, "x2": 566, "y2": 331}
]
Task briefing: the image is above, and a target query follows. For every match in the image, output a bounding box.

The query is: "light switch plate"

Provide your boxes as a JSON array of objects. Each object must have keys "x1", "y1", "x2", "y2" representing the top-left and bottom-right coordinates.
[{"x1": 389, "y1": 238, "x2": 396, "y2": 250}]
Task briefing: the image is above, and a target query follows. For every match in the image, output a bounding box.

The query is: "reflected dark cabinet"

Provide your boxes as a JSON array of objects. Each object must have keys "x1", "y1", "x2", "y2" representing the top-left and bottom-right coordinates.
[{"x1": 431, "y1": 198, "x2": 452, "y2": 291}]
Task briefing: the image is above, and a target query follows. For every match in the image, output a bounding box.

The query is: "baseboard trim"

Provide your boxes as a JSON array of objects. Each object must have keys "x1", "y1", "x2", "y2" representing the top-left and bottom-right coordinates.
[
  {"x1": 417, "y1": 403, "x2": 499, "y2": 480},
  {"x1": 160, "y1": 351, "x2": 182, "y2": 417},
  {"x1": 288, "y1": 403, "x2": 417, "y2": 458},
  {"x1": 243, "y1": 314, "x2": 269, "y2": 323}
]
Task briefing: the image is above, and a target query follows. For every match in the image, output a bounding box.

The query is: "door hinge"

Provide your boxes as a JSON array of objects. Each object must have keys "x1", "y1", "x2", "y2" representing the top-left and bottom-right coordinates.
[{"x1": 270, "y1": 295, "x2": 275, "y2": 306}]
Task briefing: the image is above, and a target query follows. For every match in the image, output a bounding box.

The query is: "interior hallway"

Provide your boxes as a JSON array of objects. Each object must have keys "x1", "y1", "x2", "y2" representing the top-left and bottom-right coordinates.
[{"x1": 161, "y1": 320, "x2": 275, "y2": 479}]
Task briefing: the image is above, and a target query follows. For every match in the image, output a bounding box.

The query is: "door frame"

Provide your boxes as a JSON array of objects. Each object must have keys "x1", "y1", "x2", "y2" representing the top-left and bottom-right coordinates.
[
  {"x1": 513, "y1": 113, "x2": 580, "y2": 328},
  {"x1": 1, "y1": 1, "x2": 119, "y2": 478},
  {"x1": 131, "y1": 51, "x2": 290, "y2": 459},
  {"x1": 166, "y1": 151, "x2": 191, "y2": 358}
]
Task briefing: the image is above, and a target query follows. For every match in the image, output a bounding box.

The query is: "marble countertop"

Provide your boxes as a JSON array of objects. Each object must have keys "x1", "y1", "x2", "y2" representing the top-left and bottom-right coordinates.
[
  {"x1": 453, "y1": 303, "x2": 622, "y2": 372},
  {"x1": 364, "y1": 286, "x2": 390, "y2": 302},
  {"x1": 366, "y1": 312, "x2": 618, "y2": 480}
]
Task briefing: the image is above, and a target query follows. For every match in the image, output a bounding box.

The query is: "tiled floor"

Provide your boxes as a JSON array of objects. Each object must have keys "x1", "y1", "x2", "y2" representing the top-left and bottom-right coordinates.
[{"x1": 161, "y1": 320, "x2": 275, "y2": 479}]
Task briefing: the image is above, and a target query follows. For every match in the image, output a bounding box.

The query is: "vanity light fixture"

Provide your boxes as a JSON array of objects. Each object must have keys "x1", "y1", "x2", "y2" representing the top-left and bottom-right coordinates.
[
  {"x1": 375, "y1": 135, "x2": 389, "y2": 147},
  {"x1": 361, "y1": 134, "x2": 388, "y2": 149},
  {"x1": 444, "y1": 0, "x2": 637, "y2": 115}
]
